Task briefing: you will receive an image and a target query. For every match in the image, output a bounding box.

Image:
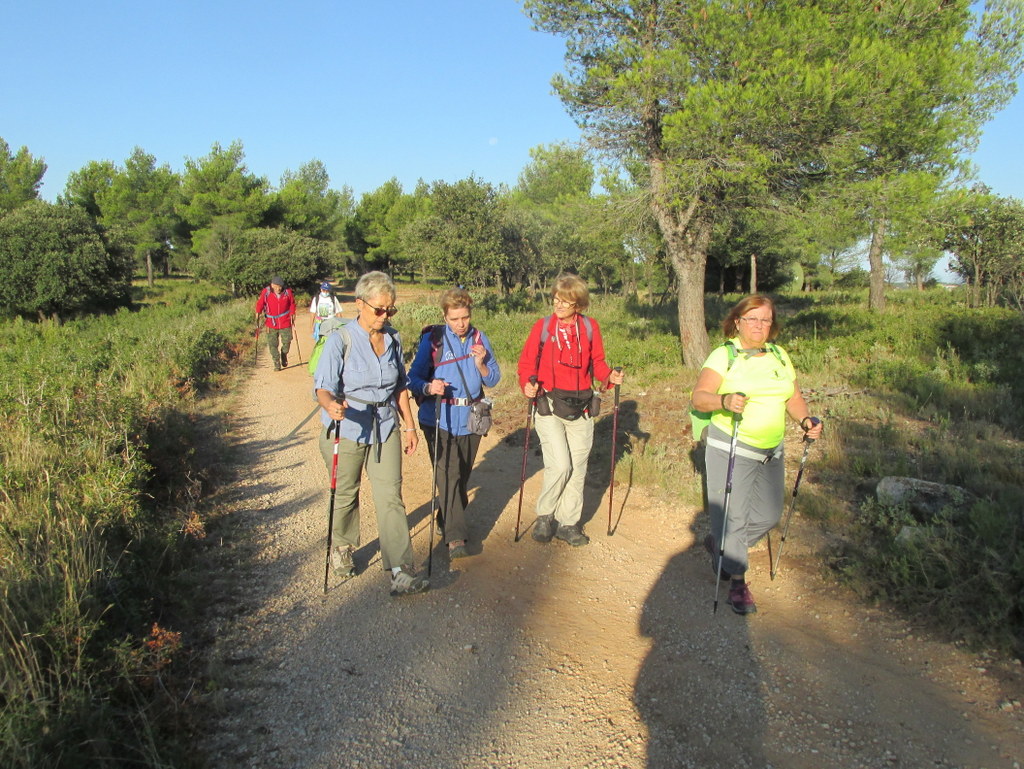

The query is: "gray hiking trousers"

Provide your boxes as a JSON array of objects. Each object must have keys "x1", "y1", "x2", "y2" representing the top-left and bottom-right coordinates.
[{"x1": 704, "y1": 422, "x2": 785, "y2": 577}]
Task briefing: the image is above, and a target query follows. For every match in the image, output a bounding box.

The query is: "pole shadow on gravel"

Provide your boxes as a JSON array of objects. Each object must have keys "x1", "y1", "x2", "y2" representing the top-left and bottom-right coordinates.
[
  {"x1": 402, "y1": 395, "x2": 647, "y2": 573},
  {"x1": 401, "y1": 422, "x2": 538, "y2": 576},
  {"x1": 580, "y1": 398, "x2": 646, "y2": 534}
]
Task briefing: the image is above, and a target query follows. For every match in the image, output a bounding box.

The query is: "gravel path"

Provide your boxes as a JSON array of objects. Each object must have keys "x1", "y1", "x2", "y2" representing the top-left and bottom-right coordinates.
[{"x1": 197, "y1": 331, "x2": 1024, "y2": 769}]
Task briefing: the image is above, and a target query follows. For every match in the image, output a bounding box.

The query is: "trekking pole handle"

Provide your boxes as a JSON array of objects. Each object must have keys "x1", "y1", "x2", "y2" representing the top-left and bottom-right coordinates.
[
  {"x1": 801, "y1": 416, "x2": 821, "y2": 443},
  {"x1": 727, "y1": 392, "x2": 746, "y2": 421}
]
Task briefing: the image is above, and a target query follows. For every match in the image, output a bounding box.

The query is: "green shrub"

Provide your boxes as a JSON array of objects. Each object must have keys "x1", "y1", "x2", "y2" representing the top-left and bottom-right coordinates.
[
  {"x1": 837, "y1": 497, "x2": 1023, "y2": 652},
  {"x1": 0, "y1": 281, "x2": 250, "y2": 768},
  {"x1": 0, "y1": 200, "x2": 133, "y2": 319}
]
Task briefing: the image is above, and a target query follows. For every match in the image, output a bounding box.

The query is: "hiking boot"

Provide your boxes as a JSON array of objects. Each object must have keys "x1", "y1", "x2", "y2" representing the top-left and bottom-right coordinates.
[
  {"x1": 331, "y1": 545, "x2": 356, "y2": 578},
  {"x1": 390, "y1": 565, "x2": 429, "y2": 597},
  {"x1": 448, "y1": 541, "x2": 469, "y2": 559},
  {"x1": 532, "y1": 515, "x2": 556, "y2": 543},
  {"x1": 727, "y1": 581, "x2": 757, "y2": 615},
  {"x1": 704, "y1": 534, "x2": 730, "y2": 582},
  {"x1": 280, "y1": 352, "x2": 288, "y2": 368},
  {"x1": 555, "y1": 524, "x2": 590, "y2": 547}
]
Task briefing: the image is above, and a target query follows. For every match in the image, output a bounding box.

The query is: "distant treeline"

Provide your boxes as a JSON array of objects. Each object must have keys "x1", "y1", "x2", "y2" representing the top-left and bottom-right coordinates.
[{"x1": 3, "y1": 1, "x2": 1024, "y2": 363}]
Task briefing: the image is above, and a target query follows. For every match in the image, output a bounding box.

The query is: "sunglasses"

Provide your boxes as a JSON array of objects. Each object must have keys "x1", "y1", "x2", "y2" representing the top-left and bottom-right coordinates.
[{"x1": 363, "y1": 300, "x2": 398, "y2": 317}]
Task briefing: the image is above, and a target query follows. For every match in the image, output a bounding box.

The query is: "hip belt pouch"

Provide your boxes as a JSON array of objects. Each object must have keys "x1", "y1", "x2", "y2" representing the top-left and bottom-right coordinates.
[
  {"x1": 467, "y1": 397, "x2": 493, "y2": 436},
  {"x1": 548, "y1": 388, "x2": 593, "y2": 421}
]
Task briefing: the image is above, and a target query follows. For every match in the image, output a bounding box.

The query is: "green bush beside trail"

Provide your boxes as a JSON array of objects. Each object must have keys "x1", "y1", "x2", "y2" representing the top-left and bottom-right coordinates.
[{"x1": 0, "y1": 281, "x2": 250, "y2": 768}]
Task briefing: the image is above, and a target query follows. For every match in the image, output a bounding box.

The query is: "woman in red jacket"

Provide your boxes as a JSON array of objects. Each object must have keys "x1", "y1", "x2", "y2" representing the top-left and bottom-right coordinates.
[{"x1": 517, "y1": 274, "x2": 625, "y2": 546}]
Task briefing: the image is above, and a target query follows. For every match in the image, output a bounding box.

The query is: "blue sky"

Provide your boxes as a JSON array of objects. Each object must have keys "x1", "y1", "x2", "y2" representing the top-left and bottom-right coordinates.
[{"x1": 3, "y1": 0, "x2": 1022, "y2": 208}]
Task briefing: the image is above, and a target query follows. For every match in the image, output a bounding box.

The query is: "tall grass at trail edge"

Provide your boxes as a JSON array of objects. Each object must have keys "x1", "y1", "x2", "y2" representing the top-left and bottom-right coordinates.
[
  {"x1": 398, "y1": 286, "x2": 1024, "y2": 655},
  {"x1": 0, "y1": 280, "x2": 251, "y2": 769}
]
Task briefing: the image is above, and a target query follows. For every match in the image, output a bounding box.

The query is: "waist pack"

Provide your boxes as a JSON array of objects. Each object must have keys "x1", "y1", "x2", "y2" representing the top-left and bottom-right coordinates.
[
  {"x1": 547, "y1": 388, "x2": 594, "y2": 421},
  {"x1": 467, "y1": 397, "x2": 493, "y2": 436}
]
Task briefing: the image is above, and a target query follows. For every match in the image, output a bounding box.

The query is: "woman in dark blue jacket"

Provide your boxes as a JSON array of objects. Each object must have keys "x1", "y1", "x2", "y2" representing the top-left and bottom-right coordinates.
[{"x1": 409, "y1": 288, "x2": 501, "y2": 559}]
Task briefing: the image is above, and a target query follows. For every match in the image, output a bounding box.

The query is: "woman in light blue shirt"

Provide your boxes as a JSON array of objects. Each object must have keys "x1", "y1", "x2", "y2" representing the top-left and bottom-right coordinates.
[
  {"x1": 409, "y1": 288, "x2": 501, "y2": 559},
  {"x1": 313, "y1": 271, "x2": 428, "y2": 597}
]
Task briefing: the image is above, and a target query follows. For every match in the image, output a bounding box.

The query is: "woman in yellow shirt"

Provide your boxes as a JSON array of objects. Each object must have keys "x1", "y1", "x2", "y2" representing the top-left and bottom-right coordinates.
[{"x1": 690, "y1": 295, "x2": 823, "y2": 614}]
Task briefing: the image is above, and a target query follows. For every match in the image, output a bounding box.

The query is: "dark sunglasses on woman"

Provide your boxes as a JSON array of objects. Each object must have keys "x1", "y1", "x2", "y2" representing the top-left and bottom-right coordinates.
[{"x1": 365, "y1": 301, "x2": 398, "y2": 317}]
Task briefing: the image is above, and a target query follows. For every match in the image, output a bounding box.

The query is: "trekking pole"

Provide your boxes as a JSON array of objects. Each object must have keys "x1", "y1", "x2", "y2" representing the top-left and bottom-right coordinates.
[
  {"x1": 713, "y1": 393, "x2": 744, "y2": 615},
  {"x1": 770, "y1": 417, "x2": 820, "y2": 580},
  {"x1": 514, "y1": 376, "x2": 538, "y2": 543},
  {"x1": 607, "y1": 368, "x2": 622, "y2": 536},
  {"x1": 427, "y1": 395, "x2": 441, "y2": 576},
  {"x1": 254, "y1": 315, "x2": 263, "y2": 366},
  {"x1": 323, "y1": 420, "x2": 341, "y2": 595},
  {"x1": 292, "y1": 327, "x2": 302, "y2": 365}
]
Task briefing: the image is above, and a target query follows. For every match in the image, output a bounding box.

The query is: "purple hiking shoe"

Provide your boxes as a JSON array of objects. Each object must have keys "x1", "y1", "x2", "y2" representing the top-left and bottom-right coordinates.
[{"x1": 727, "y1": 581, "x2": 757, "y2": 615}]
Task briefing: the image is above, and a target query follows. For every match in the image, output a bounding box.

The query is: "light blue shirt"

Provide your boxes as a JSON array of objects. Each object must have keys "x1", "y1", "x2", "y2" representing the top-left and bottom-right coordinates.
[{"x1": 312, "y1": 321, "x2": 409, "y2": 444}]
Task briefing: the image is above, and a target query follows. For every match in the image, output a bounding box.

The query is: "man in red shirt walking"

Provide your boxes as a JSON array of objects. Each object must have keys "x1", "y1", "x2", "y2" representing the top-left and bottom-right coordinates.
[{"x1": 255, "y1": 276, "x2": 297, "y2": 371}]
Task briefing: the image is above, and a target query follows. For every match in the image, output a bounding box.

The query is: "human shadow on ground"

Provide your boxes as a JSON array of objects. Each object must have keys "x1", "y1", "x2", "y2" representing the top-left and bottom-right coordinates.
[
  {"x1": 636, "y1": 434, "x2": 1023, "y2": 768},
  {"x1": 634, "y1": 544, "x2": 768, "y2": 768}
]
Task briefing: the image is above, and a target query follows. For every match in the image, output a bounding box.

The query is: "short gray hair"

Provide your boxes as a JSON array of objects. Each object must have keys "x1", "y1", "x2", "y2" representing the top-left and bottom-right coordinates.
[{"x1": 354, "y1": 271, "x2": 396, "y2": 303}]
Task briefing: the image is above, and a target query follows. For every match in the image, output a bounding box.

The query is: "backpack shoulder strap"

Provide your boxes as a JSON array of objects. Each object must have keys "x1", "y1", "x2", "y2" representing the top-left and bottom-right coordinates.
[
  {"x1": 339, "y1": 324, "x2": 352, "y2": 364},
  {"x1": 580, "y1": 315, "x2": 594, "y2": 342},
  {"x1": 538, "y1": 315, "x2": 553, "y2": 347},
  {"x1": 536, "y1": 314, "x2": 556, "y2": 374},
  {"x1": 723, "y1": 340, "x2": 738, "y2": 371},
  {"x1": 430, "y1": 325, "x2": 445, "y2": 368}
]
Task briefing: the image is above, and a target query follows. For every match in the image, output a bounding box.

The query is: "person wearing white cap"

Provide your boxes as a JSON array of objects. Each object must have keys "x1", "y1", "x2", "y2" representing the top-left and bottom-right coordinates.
[{"x1": 310, "y1": 281, "x2": 343, "y2": 342}]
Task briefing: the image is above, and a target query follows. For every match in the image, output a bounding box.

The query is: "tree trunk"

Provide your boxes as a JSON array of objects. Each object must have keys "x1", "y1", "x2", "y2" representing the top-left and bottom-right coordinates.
[
  {"x1": 648, "y1": 125, "x2": 710, "y2": 367},
  {"x1": 867, "y1": 218, "x2": 887, "y2": 311},
  {"x1": 146, "y1": 251, "x2": 155, "y2": 288},
  {"x1": 750, "y1": 253, "x2": 758, "y2": 294}
]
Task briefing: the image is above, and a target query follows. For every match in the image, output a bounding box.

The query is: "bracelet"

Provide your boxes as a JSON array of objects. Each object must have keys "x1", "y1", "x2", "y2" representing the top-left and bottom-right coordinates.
[
  {"x1": 403, "y1": 428, "x2": 416, "y2": 433},
  {"x1": 720, "y1": 393, "x2": 727, "y2": 409}
]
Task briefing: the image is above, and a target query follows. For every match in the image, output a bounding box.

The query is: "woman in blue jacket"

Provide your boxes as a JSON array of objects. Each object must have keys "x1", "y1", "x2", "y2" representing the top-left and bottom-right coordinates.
[{"x1": 409, "y1": 288, "x2": 501, "y2": 559}]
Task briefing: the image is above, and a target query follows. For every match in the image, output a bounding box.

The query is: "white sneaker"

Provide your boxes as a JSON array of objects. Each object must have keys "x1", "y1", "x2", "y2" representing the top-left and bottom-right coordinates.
[{"x1": 389, "y1": 565, "x2": 429, "y2": 597}]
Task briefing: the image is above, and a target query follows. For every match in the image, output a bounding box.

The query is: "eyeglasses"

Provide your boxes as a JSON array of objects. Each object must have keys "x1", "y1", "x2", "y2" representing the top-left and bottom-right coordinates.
[
  {"x1": 553, "y1": 297, "x2": 577, "y2": 308},
  {"x1": 364, "y1": 300, "x2": 398, "y2": 317},
  {"x1": 738, "y1": 317, "x2": 772, "y2": 326}
]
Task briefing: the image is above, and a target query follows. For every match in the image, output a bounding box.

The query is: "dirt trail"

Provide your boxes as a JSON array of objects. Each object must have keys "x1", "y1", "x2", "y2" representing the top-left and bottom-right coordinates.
[{"x1": 199, "y1": 302, "x2": 1024, "y2": 769}]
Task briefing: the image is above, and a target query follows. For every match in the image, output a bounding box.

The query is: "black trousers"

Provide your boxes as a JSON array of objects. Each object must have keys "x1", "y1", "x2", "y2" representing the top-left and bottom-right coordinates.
[{"x1": 421, "y1": 425, "x2": 481, "y2": 544}]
